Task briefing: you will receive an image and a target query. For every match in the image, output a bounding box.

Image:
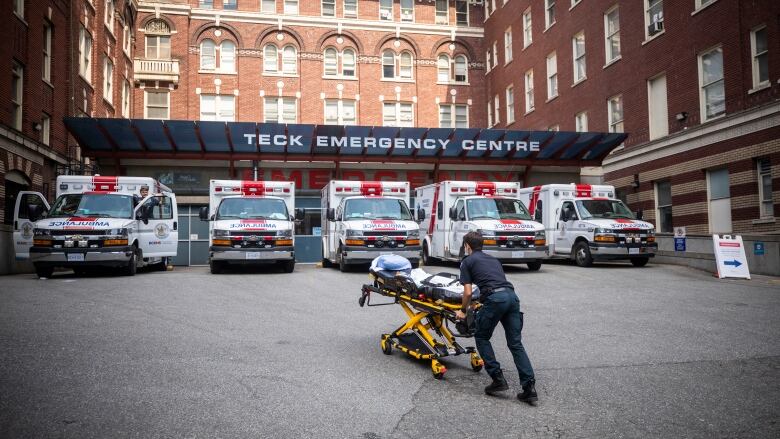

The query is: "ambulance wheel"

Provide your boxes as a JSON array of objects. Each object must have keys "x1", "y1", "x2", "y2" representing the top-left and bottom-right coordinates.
[
  {"x1": 124, "y1": 250, "x2": 137, "y2": 276},
  {"x1": 338, "y1": 246, "x2": 349, "y2": 272},
  {"x1": 209, "y1": 260, "x2": 223, "y2": 274},
  {"x1": 526, "y1": 261, "x2": 542, "y2": 271},
  {"x1": 470, "y1": 353, "x2": 484, "y2": 372},
  {"x1": 155, "y1": 257, "x2": 169, "y2": 271},
  {"x1": 381, "y1": 335, "x2": 392, "y2": 355},
  {"x1": 281, "y1": 259, "x2": 295, "y2": 273},
  {"x1": 631, "y1": 257, "x2": 650, "y2": 267},
  {"x1": 431, "y1": 360, "x2": 446, "y2": 379},
  {"x1": 321, "y1": 257, "x2": 333, "y2": 268},
  {"x1": 573, "y1": 242, "x2": 593, "y2": 267},
  {"x1": 422, "y1": 244, "x2": 437, "y2": 266},
  {"x1": 35, "y1": 266, "x2": 54, "y2": 279}
]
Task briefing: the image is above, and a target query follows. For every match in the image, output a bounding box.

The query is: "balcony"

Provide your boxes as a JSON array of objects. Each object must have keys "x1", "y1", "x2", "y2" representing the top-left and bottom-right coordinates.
[{"x1": 133, "y1": 58, "x2": 180, "y2": 84}]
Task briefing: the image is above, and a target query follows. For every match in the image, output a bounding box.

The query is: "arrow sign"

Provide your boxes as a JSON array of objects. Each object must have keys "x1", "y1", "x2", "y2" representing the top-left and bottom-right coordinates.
[
  {"x1": 724, "y1": 259, "x2": 742, "y2": 267},
  {"x1": 713, "y1": 235, "x2": 750, "y2": 279}
]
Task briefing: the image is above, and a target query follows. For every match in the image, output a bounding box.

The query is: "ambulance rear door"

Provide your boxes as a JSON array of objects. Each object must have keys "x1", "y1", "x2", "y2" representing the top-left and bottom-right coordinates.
[
  {"x1": 13, "y1": 191, "x2": 50, "y2": 260},
  {"x1": 136, "y1": 193, "x2": 179, "y2": 257}
]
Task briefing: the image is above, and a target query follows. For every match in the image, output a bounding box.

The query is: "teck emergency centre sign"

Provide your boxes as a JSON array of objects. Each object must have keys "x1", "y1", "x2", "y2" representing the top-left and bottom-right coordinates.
[{"x1": 712, "y1": 235, "x2": 751, "y2": 279}]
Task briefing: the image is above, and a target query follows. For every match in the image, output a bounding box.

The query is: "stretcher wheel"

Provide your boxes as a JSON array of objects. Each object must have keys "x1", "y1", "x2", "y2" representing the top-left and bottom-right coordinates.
[
  {"x1": 470, "y1": 353, "x2": 484, "y2": 372},
  {"x1": 431, "y1": 360, "x2": 446, "y2": 379},
  {"x1": 380, "y1": 335, "x2": 392, "y2": 355}
]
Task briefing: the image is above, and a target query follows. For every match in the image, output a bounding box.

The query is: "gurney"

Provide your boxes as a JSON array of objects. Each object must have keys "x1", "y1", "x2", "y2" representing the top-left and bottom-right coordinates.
[{"x1": 359, "y1": 255, "x2": 484, "y2": 379}]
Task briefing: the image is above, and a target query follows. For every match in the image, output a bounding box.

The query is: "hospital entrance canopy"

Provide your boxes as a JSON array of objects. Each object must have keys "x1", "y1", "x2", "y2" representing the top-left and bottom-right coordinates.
[{"x1": 64, "y1": 118, "x2": 627, "y2": 167}]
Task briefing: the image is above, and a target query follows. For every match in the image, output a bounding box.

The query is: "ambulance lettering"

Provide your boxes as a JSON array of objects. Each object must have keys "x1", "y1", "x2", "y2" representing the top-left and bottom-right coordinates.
[
  {"x1": 493, "y1": 219, "x2": 536, "y2": 230},
  {"x1": 47, "y1": 217, "x2": 111, "y2": 229},
  {"x1": 230, "y1": 219, "x2": 278, "y2": 230},
  {"x1": 608, "y1": 219, "x2": 652, "y2": 230},
  {"x1": 363, "y1": 220, "x2": 406, "y2": 231}
]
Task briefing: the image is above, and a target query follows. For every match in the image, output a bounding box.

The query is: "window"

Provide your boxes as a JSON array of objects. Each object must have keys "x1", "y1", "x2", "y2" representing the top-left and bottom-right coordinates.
[
  {"x1": 264, "y1": 97, "x2": 297, "y2": 123},
  {"x1": 382, "y1": 102, "x2": 414, "y2": 127},
  {"x1": 437, "y1": 55, "x2": 449, "y2": 82},
  {"x1": 200, "y1": 94, "x2": 235, "y2": 121},
  {"x1": 323, "y1": 48, "x2": 357, "y2": 78},
  {"x1": 546, "y1": 52, "x2": 557, "y2": 99},
  {"x1": 105, "y1": 0, "x2": 115, "y2": 33},
  {"x1": 696, "y1": 0, "x2": 715, "y2": 8},
  {"x1": 380, "y1": 0, "x2": 392, "y2": 20},
  {"x1": 437, "y1": 54, "x2": 468, "y2": 83},
  {"x1": 493, "y1": 94, "x2": 500, "y2": 125},
  {"x1": 506, "y1": 86, "x2": 515, "y2": 124},
  {"x1": 382, "y1": 50, "x2": 413, "y2": 80},
  {"x1": 572, "y1": 32, "x2": 586, "y2": 83},
  {"x1": 645, "y1": 0, "x2": 664, "y2": 39},
  {"x1": 492, "y1": 41, "x2": 498, "y2": 68},
  {"x1": 454, "y1": 55, "x2": 467, "y2": 82},
  {"x1": 13, "y1": 0, "x2": 23, "y2": 17},
  {"x1": 608, "y1": 95, "x2": 624, "y2": 132},
  {"x1": 261, "y1": 0, "x2": 275, "y2": 13},
  {"x1": 263, "y1": 44, "x2": 295, "y2": 74},
  {"x1": 344, "y1": 0, "x2": 357, "y2": 17},
  {"x1": 439, "y1": 104, "x2": 468, "y2": 128},
  {"x1": 648, "y1": 74, "x2": 668, "y2": 140},
  {"x1": 548, "y1": 125, "x2": 559, "y2": 131},
  {"x1": 401, "y1": 0, "x2": 414, "y2": 22},
  {"x1": 699, "y1": 46, "x2": 724, "y2": 121},
  {"x1": 757, "y1": 159, "x2": 773, "y2": 218},
  {"x1": 322, "y1": 0, "x2": 335, "y2": 17},
  {"x1": 41, "y1": 114, "x2": 50, "y2": 146},
  {"x1": 11, "y1": 61, "x2": 23, "y2": 130},
  {"x1": 545, "y1": 0, "x2": 555, "y2": 29},
  {"x1": 485, "y1": 50, "x2": 491, "y2": 73},
  {"x1": 751, "y1": 26, "x2": 769, "y2": 88},
  {"x1": 487, "y1": 101, "x2": 492, "y2": 127},
  {"x1": 201, "y1": 40, "x2": 216, "y2": 70},
  {"x1": 43, "y1": 22, "x2": 52, "y2": 82},
  {"x1": 523, "y1": 8, "x2": 532, "y2": 47},
  {"x1": 343, "y1": 49, "x2": 356, "y2": 77},
  {"x1": 264, "y1": 45, "x2": 278, "y2": 72},
  {"x1": 524, "y1": 69, "x2": 534, "y2": 113},
  {"x1": 324, "y1": 99, "x2": 357, "y2": 125},
  {"x1": 604, "y1": 6, "x2": 620, "y2": 63},
  {"x1": 146, "y1": 34, "x2": 171, "y2": 59},
  {"x1": 222, "y1": 41, "x2": 236, "y2": 72},
  {"x1": 284, "y1": 0, "x2": 298, "y2": 14},
  {"x1": 435, "y1": 0, "x2": 447, "y2": 24},
  {"x1": 145, "y1": 91, "x2": 169, "y2": 119},
  {"x1": 282, "y1": 45, "x2": 296, "y2": 74},
  {"x1": 456, "y1": 0, "x2": 468, "y2": 26},
  {"x1": 201, "y1": 39, "x2": 237, "y2": 72},
  {"x1": 224, "y1": 0, "x2": 237, "y2": 10},
  {"x1": 199, "y1": 0, "x2": 213, "y2": 8},
  {"x1": 79, "y1": 27, "x2": 93, "y2": 81},
  {"x1": 383, "y1": 50, "x2": 395, "y2": 78},
  {"x1": 121, "y1": 80, "x2": 131, "y2": 118},
  {"x1": 504, "y1": 28, "x2": 513, "y2": 63},
  {"x1": 655, "y1": 181, "x2": 672, "y2": 233},
  {"x1": 575, "y1": 111, "x2": 588, "y2": 132},
  {"x1": 708, "y1": 168, "x2": 731, "y2": 233},
  {"x1": 103, "y1": 58, "x2": 113, "y2": 104},
  {"x1": 324, "y1": 48, "x2": 338, "y2": 76},
  {"x1": 123, "y1": 24, "x2": 132, "y2": 54},
  {"x1": 571, "y1": 0, "x2": 582, "y2": 7}
]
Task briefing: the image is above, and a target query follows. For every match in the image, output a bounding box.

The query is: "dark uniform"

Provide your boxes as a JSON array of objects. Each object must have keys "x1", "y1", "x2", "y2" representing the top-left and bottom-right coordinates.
[{"x1": 460, "y1": 250, "x2": 535, "y2": 388}]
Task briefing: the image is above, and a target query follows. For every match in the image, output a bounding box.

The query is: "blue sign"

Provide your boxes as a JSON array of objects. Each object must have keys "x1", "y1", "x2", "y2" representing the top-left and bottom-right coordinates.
[
  {"x1": 754, "y1": 242, "x2": 765, "y2": 256},
  {"x1": 674, "y1": 237, "x2": 686, "y2": 252}
]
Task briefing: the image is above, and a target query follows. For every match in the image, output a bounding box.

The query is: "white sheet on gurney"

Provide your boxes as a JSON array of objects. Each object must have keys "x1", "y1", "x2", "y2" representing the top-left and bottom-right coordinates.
[{"x1": 409, "y1": 269, "x2": 457, "y2": 287}]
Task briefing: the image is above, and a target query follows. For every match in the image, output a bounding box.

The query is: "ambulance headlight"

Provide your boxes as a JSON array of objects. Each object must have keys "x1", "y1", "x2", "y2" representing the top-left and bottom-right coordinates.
[
  {"x1": 594, "y1": 228, "x2": 614, "y2": 235},
  {"x1": 346, "y1": 229, "x2": 364, "y2": 237},
  {"x1": 33, "y1": 228, "x2": 52, "y2": 237},
  {"x1": 108, "y1": 228, "x2": 128, "y2": 237},
  {"x1": 276, "y1": 229, "x2": 292, "y2": 238},
  {"x1": 407, "y1": 229, "x2": 419, "y2": 238},
  {"x1": 534, "y1": 231, "x2": 546, "y2": 240},
  {"x1": 476, "y1": 229, "x2": 496, "y2": 238},
  {"x1": 213, "y1": 229, "x2": 229, "y2": 237}
]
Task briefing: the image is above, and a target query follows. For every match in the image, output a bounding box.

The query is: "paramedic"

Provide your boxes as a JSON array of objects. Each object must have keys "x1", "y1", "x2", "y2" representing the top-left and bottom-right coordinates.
[{"x1": 455, "y1": 231, "x2": 537, "y2": 403}]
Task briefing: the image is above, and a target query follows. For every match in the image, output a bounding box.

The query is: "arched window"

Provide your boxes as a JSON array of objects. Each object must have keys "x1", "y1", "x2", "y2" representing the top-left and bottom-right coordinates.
[
  {"x1": 454, "y1": 55, "x2": 468, "y2": 82},
  {"x1": 264, "y1": 44, "x2": 278, "y2": 72},
  {"x1": 221, "y1": 41, "x2": 236, "y2": 72},
  {"x1": 382, "y1": 50, "x2": 395, "y2": 78},
  {"x1": 201, "y1": 39, "x2": 216, "y2": 70},
  {"x1": 145, "y1": 19, "x2": 171, "y2": 60},
  {"x1": 437, "y1": 55, "x2": 450, "y2": 82},
  {"x1": 342, "y1": 48, "x2": 356, "y2": 77},
  {"x1": 282, "y1": 45, "x2": 297, "y2": 74},
  {"x1": 399, "y1": 51, "x2": 413, "y2": 79},
  {"x1": 323, "y1": 47, "x2": 338, "y2": 76}
]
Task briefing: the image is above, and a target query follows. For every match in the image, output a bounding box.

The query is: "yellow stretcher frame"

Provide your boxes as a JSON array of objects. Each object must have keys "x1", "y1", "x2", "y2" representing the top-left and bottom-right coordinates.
[{"x1": 360, "y1": 271, "x2": 484, "y2": 379}]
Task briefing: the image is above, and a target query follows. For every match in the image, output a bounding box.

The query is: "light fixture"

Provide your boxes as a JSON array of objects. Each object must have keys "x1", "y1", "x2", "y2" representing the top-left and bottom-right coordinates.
[
  {"x1": 631, "y1": 174, "x2": 640, "y2": 189},
  {"x1": 32, "y1": 122, "x2": 42, "y2": 131},
  {"x1": 675, "y1": 111, "x2": 688, "y2": 121}
]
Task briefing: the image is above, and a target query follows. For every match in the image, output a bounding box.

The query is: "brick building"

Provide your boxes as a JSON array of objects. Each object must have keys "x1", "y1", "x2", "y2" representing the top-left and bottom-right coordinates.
[{"x1": 483, "y1": 0, "x2": 779, "y2": 236}]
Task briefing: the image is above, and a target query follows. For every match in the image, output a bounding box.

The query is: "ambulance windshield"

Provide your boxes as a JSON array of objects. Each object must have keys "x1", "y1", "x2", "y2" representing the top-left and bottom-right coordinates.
[
  {"x1": 343, "y1": 198, "x2": 412, "y2": 221},
  {"x1": 575, "y1": 199, "x2": 635, "y2": 220},
  {"x1": 466, "y1": 198, "x2": 532, "y2": 220},
  {"x1": 48, "y1": 194, "x2": 134, "y2": 219},
  {"x1": 216, "y1": 198, "x2": 289, "y2": 220}
]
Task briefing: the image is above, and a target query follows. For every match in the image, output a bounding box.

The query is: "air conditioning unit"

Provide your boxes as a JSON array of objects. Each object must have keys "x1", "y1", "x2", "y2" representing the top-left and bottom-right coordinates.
[
  {"x1": 469, "y1": 0, "x2": 485, "y2": 5},
  {"x1": 648, "y1": 20, "x2": 664, "y2": 36},
  {"x1": 381, "y1": 10, "x2": 392, "y2": 19}
]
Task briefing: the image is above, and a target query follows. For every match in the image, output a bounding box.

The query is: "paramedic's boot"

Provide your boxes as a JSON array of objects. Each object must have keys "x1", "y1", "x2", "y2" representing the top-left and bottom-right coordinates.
[
  {"x1": 517, "y1": 383, "x2": 538, "y2": 404},
  {"x1": 484, "y1": 374, "x2": 509, "y2": 395}
]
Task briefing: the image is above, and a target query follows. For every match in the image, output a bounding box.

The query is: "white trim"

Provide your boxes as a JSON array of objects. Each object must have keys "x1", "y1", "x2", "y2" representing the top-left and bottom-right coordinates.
[
  {"x1": 692, "y1": 0, "x2": 718, "y2": 16},
  {"x1": 603, "y1": 5, "x2": 620, "y2": 65},
  {"x1": 698, "y1": 44, "x2": 725, "y2": 123},
  {"x1": 750, "y1": 25, "x2": 769, "y2": 90}
]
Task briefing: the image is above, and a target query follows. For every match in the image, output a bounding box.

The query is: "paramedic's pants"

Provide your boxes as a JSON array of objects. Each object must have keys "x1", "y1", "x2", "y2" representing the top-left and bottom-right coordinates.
[{"x1": 474, "y1": 290, "x2": 536, "y2": 387}]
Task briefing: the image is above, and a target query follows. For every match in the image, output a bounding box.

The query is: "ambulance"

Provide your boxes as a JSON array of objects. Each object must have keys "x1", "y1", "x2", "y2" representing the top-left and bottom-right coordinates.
[
  {"x1": 415, "y1": 181, "x2": 547, "y2": 270},
  {"x1": 321, "y1": 180, "x2": 423, "y2": 271},
  {"x1": 517, "y1": 184, "x2": 657, "y2": 267},
  {"x1": 13, "y1": 175, "x2": 178, "y2": 278},
  {"x1": 199, "y1": 180, "x2": 302, "y2": 274}
]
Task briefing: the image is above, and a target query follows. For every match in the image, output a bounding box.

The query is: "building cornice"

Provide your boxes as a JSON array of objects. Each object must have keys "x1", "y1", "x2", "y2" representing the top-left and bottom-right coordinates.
[
  {"x1": 0, "y1": 125, "x2": 69, "y2": 166},
  {"x1": 603, "y1": 101, "x2": 780, "y2": 173},
  {"x1": 136, "y1": 2, "x2": 485, "y2": 38}
]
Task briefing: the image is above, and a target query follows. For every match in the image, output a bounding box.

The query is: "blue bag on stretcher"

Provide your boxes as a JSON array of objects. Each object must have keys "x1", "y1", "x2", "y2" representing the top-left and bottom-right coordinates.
[{"x1": 370, "y1": 255, "x2": 480, "y2": 303}]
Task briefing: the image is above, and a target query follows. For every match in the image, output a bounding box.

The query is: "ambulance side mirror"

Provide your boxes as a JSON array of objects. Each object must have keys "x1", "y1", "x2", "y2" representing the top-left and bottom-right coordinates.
[
  {"x1": 28, "y1": 204, "x2": 45, "y2": 222},
  {"x1": 327, "y1": 208, "x2": 335, "y2": 222},
  {"x1": 199, "y1": 207, "x2": 209, "y2": 221},
  {"x1": 294, "y1": 208, "x2": 305, "y2": 221},
  {"x1": 449, "y1": 207, "x2": 457, "y2": 221},
  {"x1": 416, "y1": 207, "x2": 426, "y2": 222},
  {"x1": 136, "y1": 208, "x2": 149, "y2": 225}
]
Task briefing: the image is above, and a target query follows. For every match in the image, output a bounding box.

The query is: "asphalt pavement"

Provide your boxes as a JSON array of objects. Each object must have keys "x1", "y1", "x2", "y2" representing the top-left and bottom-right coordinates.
[{"x1": 0, "y1": 261, "x2": 779, "y2": 438}]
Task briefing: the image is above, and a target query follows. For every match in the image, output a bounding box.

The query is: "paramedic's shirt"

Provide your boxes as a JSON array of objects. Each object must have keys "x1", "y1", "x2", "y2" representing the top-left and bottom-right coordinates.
[{"x1": 459, "y1": 250, "x2": 515, "y2": 294}]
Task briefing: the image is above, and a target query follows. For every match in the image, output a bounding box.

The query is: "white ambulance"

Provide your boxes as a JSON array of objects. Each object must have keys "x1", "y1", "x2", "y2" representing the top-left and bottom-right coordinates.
[
  {"x1": 13, "y1": 175, "x2": 178, "y2": 278},
  {"x1": 321, "y1": 180, "x2": 423, "y2": 271},
  {"x1": 199, "y1": 180, "x2": 302, "y2": 274},
  {"x1": 517, "y1": 184, "x2": 657, "y2": 267},
  {"x1": 415, "y1": 181, "x2": 547, "y2": 270}
]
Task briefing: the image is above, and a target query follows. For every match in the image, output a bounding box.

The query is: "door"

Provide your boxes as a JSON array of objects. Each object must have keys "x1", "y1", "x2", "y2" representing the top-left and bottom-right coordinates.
[
  {"x1": 448, "y1": 199, "x2": 466, "y2": 257},
  {"x1": 555, "y1": 201, "x2": 578, "y2": 255},
  {"x1": 136, "y1": 194, "x2": 178, "y2": 257},
  {"x1": 13, "y1": 191, "x2": 49, "y2": 260}
]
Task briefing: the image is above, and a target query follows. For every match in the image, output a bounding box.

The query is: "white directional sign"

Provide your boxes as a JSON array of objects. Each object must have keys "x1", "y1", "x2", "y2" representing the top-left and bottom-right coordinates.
[{"x1": 712, "y1": 235, "x2": 751, "y2": 279}]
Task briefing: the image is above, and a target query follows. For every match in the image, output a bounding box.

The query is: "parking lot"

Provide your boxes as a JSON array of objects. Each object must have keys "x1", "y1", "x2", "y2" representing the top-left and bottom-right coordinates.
[{"x1": 1, "y1": 261, "x2": 779, "y2": 438}]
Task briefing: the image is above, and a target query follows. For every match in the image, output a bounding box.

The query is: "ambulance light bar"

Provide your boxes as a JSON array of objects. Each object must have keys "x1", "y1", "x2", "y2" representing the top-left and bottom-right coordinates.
[{"x1": 214, "y1": 186, "x2": 291, "y2": 193}]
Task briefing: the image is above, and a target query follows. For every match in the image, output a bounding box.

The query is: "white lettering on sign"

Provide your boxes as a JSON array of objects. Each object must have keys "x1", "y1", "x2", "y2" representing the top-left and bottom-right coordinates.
[
  {"x1": 244, "y1": 134, "x2": 303, "y2": 147},
  {"x1": 462, "y1": 140, "x2": 540, "y2": 151},
  {"x1": 249, "y1": 134, "x2": 544, "y2": 153}
]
